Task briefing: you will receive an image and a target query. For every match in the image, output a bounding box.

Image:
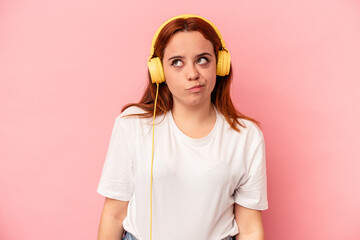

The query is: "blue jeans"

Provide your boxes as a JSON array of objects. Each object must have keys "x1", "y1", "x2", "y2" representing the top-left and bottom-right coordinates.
[
  {"x1": 122, "y1": 231, "x2": 235, "y2": 240},
  {"x1": 122, "y1": 232, "x2": 137, "y2": 240}
]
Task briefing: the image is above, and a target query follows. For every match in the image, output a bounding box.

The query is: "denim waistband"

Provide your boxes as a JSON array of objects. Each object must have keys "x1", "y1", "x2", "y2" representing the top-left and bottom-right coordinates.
[{"x1": 122, "y1": 231, "x2": 137, "y2": 240}]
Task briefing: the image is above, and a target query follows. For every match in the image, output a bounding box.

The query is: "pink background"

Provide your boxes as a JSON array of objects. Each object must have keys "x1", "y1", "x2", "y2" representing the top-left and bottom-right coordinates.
[{"x1": 1, "y1": 0, "x2": 360, "y2": 239}]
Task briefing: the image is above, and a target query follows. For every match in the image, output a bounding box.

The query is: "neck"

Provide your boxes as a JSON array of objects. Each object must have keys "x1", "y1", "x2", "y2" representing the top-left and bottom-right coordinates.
[
  {"x1": 172, "y1": 101, "x2": 214, "y2": 123},
  {"x1": 171, "y1": 101, "x2": 217, "y2": 138}
]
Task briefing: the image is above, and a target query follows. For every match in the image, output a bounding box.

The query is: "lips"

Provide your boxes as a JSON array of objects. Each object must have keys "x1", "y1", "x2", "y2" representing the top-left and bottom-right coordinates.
[
  {"x1": 187, "y1": 84, "x2": 205, "y2": 92},
  {"x1": 187, "y1": 84, "x2": 205, "y2": 90}
]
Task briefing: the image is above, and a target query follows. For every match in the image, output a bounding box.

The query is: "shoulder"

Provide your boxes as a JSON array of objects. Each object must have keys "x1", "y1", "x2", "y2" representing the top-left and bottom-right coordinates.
[
  {"x1": 218, "y1": 113, "x2": 264, "y2": 146},
  {"x1": 111, "y1": 106, "x2": 147, "y2": 130},
  {"x1": 239, "y1": 118, "x2": 265, "y2": 149},
  {"x1": 114, "y1": 106, "x2": 164, "y2": 133},
  {"x1": 238, "y1": 118, "x2": 264, "y2": 143},
  {"x1": 120, "y1": 106, "x2": 148, "y2": 117}
]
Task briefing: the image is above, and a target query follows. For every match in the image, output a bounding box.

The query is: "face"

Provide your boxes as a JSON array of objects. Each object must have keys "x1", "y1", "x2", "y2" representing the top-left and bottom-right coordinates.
[{"x1": 162, "y1": 31, "x2": 217, "y2": 109}]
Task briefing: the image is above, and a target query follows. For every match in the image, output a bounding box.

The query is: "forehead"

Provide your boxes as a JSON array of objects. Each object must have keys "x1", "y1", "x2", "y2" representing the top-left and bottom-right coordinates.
[{"x1": 163, "y1": 31, "x2": 214, "y2": 56}]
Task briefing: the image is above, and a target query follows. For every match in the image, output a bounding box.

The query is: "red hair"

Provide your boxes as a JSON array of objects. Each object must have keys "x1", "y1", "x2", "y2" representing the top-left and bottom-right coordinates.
[{"x1": 122, "y1": 17, "x2": 260, "y2": 131}]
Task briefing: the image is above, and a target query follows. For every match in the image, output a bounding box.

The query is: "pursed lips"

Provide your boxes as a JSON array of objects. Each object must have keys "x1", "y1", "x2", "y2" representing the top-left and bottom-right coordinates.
[{"x1": 187, "y1": 83, "x2": 205, "y2": 90}]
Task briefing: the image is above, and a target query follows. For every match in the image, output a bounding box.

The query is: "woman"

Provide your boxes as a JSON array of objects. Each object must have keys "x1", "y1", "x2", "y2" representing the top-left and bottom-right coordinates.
[{"x1": 97, "y1": 14, "x2": 268, "y2": 240}]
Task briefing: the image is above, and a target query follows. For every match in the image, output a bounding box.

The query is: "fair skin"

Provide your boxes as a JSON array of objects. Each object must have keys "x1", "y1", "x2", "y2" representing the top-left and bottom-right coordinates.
[
  {"x1": 97, "y1": 30, "x2": 265, "y2": 240},
  {"x1": 97, "y1": 198, "x2": 129, "y2": 240},
  {"x1": 234, "y1": 204, "x2": 265, "y2": 240}
]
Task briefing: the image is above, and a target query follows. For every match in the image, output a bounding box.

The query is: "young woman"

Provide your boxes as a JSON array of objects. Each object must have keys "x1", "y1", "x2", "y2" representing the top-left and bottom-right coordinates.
[{"x1": 97, "y1": 14, "x2": 268, "y2": 240}]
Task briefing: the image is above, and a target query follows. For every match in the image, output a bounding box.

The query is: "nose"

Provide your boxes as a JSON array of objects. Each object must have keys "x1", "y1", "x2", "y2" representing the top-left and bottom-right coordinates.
[{"x1": 186, "y1": 63, "x2": 200, "y2": 81}]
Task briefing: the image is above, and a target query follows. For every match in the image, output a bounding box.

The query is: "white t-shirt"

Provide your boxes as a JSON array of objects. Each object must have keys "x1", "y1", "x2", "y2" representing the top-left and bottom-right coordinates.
[{"x1": 97, "y1": 106, "x2": 268, "y2": 240}]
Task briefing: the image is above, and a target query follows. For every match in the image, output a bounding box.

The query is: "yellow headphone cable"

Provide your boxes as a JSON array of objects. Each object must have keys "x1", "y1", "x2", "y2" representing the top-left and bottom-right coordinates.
[{"x1": 150, "y1": 83, "x2": 159, "y2": 240}]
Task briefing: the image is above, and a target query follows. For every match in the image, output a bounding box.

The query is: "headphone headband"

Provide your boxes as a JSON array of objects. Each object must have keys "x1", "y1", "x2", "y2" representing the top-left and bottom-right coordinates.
[{"x1": 149, "y1": 14, "x2": 228, "y2": 58}]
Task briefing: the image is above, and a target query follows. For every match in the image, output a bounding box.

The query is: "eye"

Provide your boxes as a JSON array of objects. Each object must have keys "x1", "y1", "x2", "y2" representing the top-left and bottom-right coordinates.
[
  {"x1": 171, "y1": 59, "x2": 183, "y2": 67},
  {"x1": 197, "y1": 57, "x2": 209, "y2": 65}
]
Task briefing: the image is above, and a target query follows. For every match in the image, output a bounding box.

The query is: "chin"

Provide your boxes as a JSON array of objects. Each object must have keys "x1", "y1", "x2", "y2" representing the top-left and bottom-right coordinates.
[{"x1": 184, "y1": 98, "x2": 211, "y2": 108}]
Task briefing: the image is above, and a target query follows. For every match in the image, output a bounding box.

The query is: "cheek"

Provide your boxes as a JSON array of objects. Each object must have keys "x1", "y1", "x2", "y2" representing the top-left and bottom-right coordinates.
[
  {"x1": 166, "y1": 81, "x2": 182, "y2": 98},
  {"x1": 163, "y1": 70, "x2": 174, "y2": 85},
  {"x1": 162, "y1": 71, "x2": 178, "y2": 94},
  {"x1": 209, "y1": 76, "x2": 217, "y2": 92},
  {"x1": 163, "y1": 64, "x2": 175, "y2": 82},
  {"x1": 204, "y1": 70, "x2": 217, "y2": 89},
  {"x1": 163, "y1": 65, "x2": 182, "y2": 88},
  {"x1": 202, "y1": 62, "x2": 217, "y2": 84}
]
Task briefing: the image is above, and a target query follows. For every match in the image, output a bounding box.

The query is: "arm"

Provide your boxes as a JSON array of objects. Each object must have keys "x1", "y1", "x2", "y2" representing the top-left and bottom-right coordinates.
[
  {"x1": 97, "y1": 197, "x2": 129, "y2": 240},
  {"x1": 234, "y1": 203, "x2": 265, "y2": 240}
]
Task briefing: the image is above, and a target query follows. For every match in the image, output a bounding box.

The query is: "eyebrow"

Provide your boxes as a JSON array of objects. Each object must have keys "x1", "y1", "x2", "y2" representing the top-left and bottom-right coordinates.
[{"x1": 167, "y1": 52, "x2": 212, "y2": 62}]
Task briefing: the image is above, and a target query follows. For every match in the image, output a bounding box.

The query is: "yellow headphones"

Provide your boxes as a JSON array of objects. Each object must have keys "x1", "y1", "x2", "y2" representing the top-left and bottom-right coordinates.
[{"x1": 147, "y1": 14, "x2": 231, "y2": 84}]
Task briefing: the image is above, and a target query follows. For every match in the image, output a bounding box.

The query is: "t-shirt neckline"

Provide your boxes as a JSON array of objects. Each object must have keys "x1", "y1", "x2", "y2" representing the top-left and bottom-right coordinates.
[{"x1": 167, "y1": 106, "x2": 219, "y2": 146}]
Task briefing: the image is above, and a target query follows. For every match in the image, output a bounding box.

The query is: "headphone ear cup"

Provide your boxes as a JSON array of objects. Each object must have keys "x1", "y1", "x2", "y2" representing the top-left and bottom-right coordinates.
[
  {"x1": 148, "y1": 57, "x2": 165, "y2": 84},
  {"x1": 216, "y1": 50, "x2": 231, "y2": 76}
]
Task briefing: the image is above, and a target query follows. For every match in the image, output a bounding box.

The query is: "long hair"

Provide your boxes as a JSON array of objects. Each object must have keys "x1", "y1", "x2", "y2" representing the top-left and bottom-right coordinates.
[{"x1": 122, "y1": 17, "x2": 260, "y2": 131}]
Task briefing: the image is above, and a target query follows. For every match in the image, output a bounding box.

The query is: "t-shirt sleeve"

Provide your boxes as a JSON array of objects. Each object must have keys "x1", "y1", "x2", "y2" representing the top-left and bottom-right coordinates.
[
  {"x1": 234, "y1": 137, "x2": 268, "y2": 210},
  {"x1": 97, "y1": 115, "x2": 134, "y2": 201}
]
